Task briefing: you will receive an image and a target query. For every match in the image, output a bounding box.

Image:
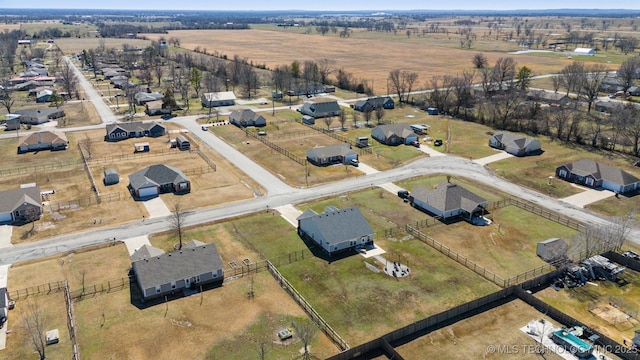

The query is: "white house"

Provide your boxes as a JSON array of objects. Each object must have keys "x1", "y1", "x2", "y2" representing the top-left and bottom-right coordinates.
[
  {"x1": 573, "y1": 48, "x2": 595, "y2": 56},
  {"x1": 201, "y1": 91, "x2": 236, "y2": 107}
]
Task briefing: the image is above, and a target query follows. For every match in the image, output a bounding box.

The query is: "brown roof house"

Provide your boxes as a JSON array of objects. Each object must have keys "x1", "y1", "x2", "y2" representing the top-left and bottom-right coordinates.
[
  {"x1": 128, "y1": 164, "x2": 191, "y2": 198},
  {"x1": 297, "y1": 206, "x2": 373, "y2": 256},
  {"x1": 229, "y1": 109, "x2": 266, "y2": 127},
  {"x1": 371, "y1": 124, "x2": 418, "y2": 146},
  {"x1": 556, "y1": 159, "x2": 640, "y2": 194},
  {"x1": 18, "y1": 131, "x2": 68, "y2": 153},
  {"x1": 144, "y1": 100, "x2": 171, "y2": 116},
  {"x1": 131, "y1": 240, "x2": 224, "y2": 302},
  {"x1": 0, "y1": 184, "x2": 42, "y2": 224},
  {"x1": 488, "y1": 131, "x2": 541, "y2": 156},
  {"x1": 409, "y1": 182, "x2": 487, "y2": 222}
]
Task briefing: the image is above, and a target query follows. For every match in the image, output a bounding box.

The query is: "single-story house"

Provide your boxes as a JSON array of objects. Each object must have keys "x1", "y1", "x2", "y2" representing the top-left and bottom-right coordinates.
[
  {"x1": 13, "y1": 108, "x2": 65, "y2": 125},
  {"x1": 131, "y1": 241, "x2": 224, "y2": 302},
  {"x1": 35, "y1": 89, "x2": 54, "y2": 103},
  {"x1": 18, "y1": 131, "x2": 68, "y2": 153},
  {"x1": 144, "y1": 100, "x2": 171, "y2": 116},
  {"x1": 409, "y1": 182, "x2": 488, "y2": 221},
  {"x1": 287, "y1": 81, "x2": 326, "y2": 96},
  {"x1": 352, "y1": 96, "x2": 394, "y2": 112},
  {"x1": 0, "y1": 184, "x2": 42, "y2": 224},
  {"x1": 526, "y1": 90, "x2": 571, "y2": 106},
  {"x1": 134, "y1": 91, "x2": 164, "y2": 106},
  {"x1": 297, "y1": 98, "x2": 341, "y2": 118},
  {"x1": 105, "y1": 121, "x2": 166, "y2": 141},
  {"x1": 201, "y1": 91, "x2": 236, "y2": 107},
  {"x1": 371, "y1": 124, "x2": 418, "y2": 146},
  {"x1": 488, "y1": 131, "x2": 542, "y2": 156},
  {"x1": 229, "y1": 109, "x2": 267, "y2": 127},
  {"x1": 595, "y1": 101, "x2": 618, "y2": 113},
  {"x1": 306, "y1": 143, "x2": 358, "y2": 166},
  {"x1": 0, "y1": 287, "x2": 7, "y2": 328},
  {"x1": 537, "y1": 238, "x2": 568, "y2": 264},
  {"x1": 600, "y1": 77, "x2": 626, "y2": 93},
  {"x1": 555, "y1": 159, "x2": 640, "y2": 194},
  {"x1": 573, "y1": 47, "x2": 595, "y2": 56},
  {"x1": 14, "y1": 80, "x2": 39, "y2": 91},
  {"x1": 128, "y1": 164, "x2": 191, "y2": 198},
  {"x1": 103, "y1": 169, "x2": 120, "y2": 185},
  {"x1": 297, "y1": 206, "x2": 374, "y2": 256}
]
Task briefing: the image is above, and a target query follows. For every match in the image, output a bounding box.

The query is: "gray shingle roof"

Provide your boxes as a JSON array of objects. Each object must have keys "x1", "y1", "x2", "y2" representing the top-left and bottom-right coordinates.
[
  {"x1": 128, "y1": 164, "x2": 189, "y2": 191},
  {"x1": 411, "y1": 182, "x2": 487, "y2": 213},
  {"x1": 373, "y1": 124, "x2": 414, "y2": 139},
  {"x1": 0, "y1": 186, "x2": 41, "y2": 214},
  {"x1": 105, "y1": 121, "x2": 165, "y2": 136},
  {"x1": 561, "y1": 159, "x2": 640, "y2": 185},
  {"x1": 296, "y1": 206, "x2": 373, "y2": 247},
  {"x1": 132, "y1": 243, "x2": 224, "y2": 291},
  {"x1": 306, "y1": 143, "x2": 356, "y2": 159},
  {"x1": 491, "y1": 131, "x2": 539, "y2": 151},
  {"x1": 130, "y1": 244, "x2": 165, "y2": 262}
]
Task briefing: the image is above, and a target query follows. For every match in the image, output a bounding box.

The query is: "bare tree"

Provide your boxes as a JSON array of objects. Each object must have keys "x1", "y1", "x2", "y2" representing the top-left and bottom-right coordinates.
[
  {"x1": 0, "y1": 84, "x2": 15, "y2": 113},
  {"x1": 317, "y1": 58, "x2": 334, "y2": 84},
  {"x1": 428, "y1": 75, "x2": 454, "y2": 114},
  {"x1": 619, "y1": 57, "x2": 640, "y2": 91},
  {"x1": 571, "y1": 216, "x2": 635, "y2": 258},
  {"x1": 580, "y1": 64, "x2": 608, "y2": 113},
  {"x1": 363, "y1": 108, "x2": 373, "y2": 127},
  {"x1": 559, "y1": 61, "x2": 585, "y2": 99},
  {"x1": 23, "y1": 300, "x2": 47, "y2": 360},
  {"x1": 22, "y1": 206, "x2": 41, "y2": 239},
  {"x1": 451, "y1": 70, "x2": 475, "y2": 117},
  {"x1": 491, "y1": 57, "x2": 516, "y2": 92},
  {"x1": 338, "y1": 110, "x2": 347, "y2": 130},
  {"x1": 292, "y1": 320, "x2": 317, "y2": 360},
  {"x1": 170, "y1": 202, "x2": 187, "y2": 250},
  {"x1": 551, "y1": 75, "x2": 562, "y2": 93},
  {"x1": 472, "y1": 53, "x2": 488, "y2": 69},
  {"x1": 323, "y1": 116, "x2": 332, "y2": 130},
  {"x1": 58, "y1": 59, "x2": 79, "y2": 99},
  {"x1": 375, "y1": 106, "x2": 385, "y2": 125},
  {"x1": 626, "y1": 107, "x2": 640, "y2": 156}
]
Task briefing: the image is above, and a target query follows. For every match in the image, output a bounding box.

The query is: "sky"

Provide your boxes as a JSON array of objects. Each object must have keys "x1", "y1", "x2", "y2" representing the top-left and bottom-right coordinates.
[{"x1": 1, "y1": 0, "x2": 640, "y2": 11}]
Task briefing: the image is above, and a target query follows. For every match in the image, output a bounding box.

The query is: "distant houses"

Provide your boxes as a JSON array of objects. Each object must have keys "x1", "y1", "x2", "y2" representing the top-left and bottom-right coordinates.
[
  {"x1": 201, "y1": 91, "x2": 236, "y2": 107},
  {"x1": 526, "y1": 90, "x2": 570, "y2": 106},
  {"x1": 297, "y1": 206, "x2": 374, "y2": 256},
  {"x1": 297, "y1": 98, "x2": 341, "y2": 118},
  {"x1": 488, "y1": 131, "x2": 541, "y2": 156},
  {"x1": 409, "y1": 182, "x2": 487, "y2": 221},
  {"x1": 229, "y1": 109, "x2": 266, "y2": 127},
  {"x1": 128, "y1": 164, "x2": 191, "y2": 198},
  {"x1": 131, "y1": 241, "x2": 224, "y2": 302},
  {"x1": 555, "y1": 159, "x2": 640, "y2": 194},
  {"x1": 18, "y1": 131, "x2": 68, "y2": 153},
  {"x1": 105, "y1": 121, "x2": 166, "y2": 141},
  {"x1": 371, "y1": 124, "x2": 418, "y2": 146},
  {"x1": 306, "y1": 143, "x2": 358, "y2": 166},
  {"x1": 0, "y1": 184, "x2": 42, "y2": 224}
]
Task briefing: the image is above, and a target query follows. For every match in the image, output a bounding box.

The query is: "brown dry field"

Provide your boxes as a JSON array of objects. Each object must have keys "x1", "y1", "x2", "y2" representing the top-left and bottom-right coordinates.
[
  {"x1": 144, "y1": 28, "x2": 607, "y2": 95},
  {"x1": 396, "y1": 299, "x2": 566, "y2": 360},
  {"x1": 53, "y1": 37, "x2": 151, "y2": 55}
]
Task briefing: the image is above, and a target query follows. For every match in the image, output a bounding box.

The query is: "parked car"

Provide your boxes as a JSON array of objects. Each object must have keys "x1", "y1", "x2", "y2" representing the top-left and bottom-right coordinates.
[
  {"x1": 397, "y1": 189, "x2": 409, "y2": 199},
  {"x1": 201, "y1": 126, "x2": 208, "y2": 131},
  {"x1": 350, "y1": 159, "x2": 359, "y2": 167},
  {"x1": 410, "y1": 141, "x2": 420, "y2": 148},
  {"x1": 434, "y1": 139, "x2": 443, "y2": 146}
]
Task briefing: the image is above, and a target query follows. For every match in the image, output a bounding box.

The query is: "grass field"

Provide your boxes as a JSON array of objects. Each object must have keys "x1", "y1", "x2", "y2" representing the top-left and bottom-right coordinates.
[
  {"x1": 143, "y1": 28, "x2": 600, "y2": 95},
  {"x1": 396, "y1": 299, "x2": 565, "y2": 360}
]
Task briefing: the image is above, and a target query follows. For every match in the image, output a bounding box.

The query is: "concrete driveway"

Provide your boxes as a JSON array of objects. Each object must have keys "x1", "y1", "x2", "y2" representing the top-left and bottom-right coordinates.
[
  {"x1": 142, "y1": 197, "x2": 171, "y2": 219},
  {"x1": 275, "y1": 204, "x2": 302, "y2": 227},
  {"x1": 356, "y1": 163, "x2": 379, "y2": 175},
  {"x1": 473, "y1": 151, "x2": 514, "y2": 166},
  {"x1": 122, "y1": 235, "x2": 152, "y2": 256},
  {"x1": 560, "y1": 186, "x2": 617, "y2": 208},
  {"x1": 0, "y1": 226, "x2": 13, "y2": 248},
  {"x1": 418, "y1": 144, "x2": 447, "y2": 157}
]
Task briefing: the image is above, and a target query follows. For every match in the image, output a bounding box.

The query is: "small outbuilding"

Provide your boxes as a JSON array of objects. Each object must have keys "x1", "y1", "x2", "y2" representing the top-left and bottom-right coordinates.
[
  {"x1": 175, "y1": 135, "x2": 190, "y2": 150},
  {"x1": 302, "y1": 115, "x2": 315, "y2": 125},
  {"x1": 134, "y1": 142, "x2": 150, "y2": 153},
  {"x1": 536, "y1": 238, "x2": 568, "y2": 264},
  {"x1": 573, "y1": 47, "x2": 595, "y2": 56},
  {"x1": 103, "y1": 169, "x2": 120, "y2": 185}
]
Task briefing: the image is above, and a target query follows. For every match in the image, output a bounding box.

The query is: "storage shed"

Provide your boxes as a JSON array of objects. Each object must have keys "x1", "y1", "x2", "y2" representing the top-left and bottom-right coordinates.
[
  {"x1": 536, "y1": 238, "x2": 568, "y2": 264},
  {"x1": 134, "y1": 142, "x2": 150, "y2": 153},
  {"x1": 103, "y1": 169, "x2": 120, "y2": 186},
  {"x1": 176, "y1": 135, "x2": 190, "y2": 150},
  {"x1": 302, "y1": 115, "x2": 315, "y2": 125}
]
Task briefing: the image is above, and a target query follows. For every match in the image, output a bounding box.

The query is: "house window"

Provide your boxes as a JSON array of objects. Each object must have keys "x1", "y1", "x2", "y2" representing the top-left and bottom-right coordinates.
[
  {"x1": 156, "y1": 287, "x2": 161, "y2": 293},
  {"x1": 212, "y1": 273, "x2": 217, "y2": 278},
  {"x1": 196, "y1": 275, "x2": 200, "y2": 282},
  {"x1": 171, "y1": 282, "x2": 176, "y2": 289}
]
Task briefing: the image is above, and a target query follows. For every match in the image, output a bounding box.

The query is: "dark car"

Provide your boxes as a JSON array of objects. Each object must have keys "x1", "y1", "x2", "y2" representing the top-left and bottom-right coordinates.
[
  {"x1": 410, "y1": 141, "x2": 420, "y2": 148},
  {"x1": 434, "y1": 139, "x2": 443, "y2": 146},
  {"x1": 397, "y1": 190, "x2": 409, "y2": 200}
]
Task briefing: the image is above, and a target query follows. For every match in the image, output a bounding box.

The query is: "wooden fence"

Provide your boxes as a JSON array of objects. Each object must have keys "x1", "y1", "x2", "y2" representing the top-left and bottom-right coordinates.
[
  {"x1": 266, "y1": 260, "x2": 350, "y2": 351},
  {"x1": 508, "y1": 198, "x2": 585, "y2": 231},
  {"x1": 77, "y1": 141, "x2": 101, "y2": 204},
  {"x1": 244, "y1": 128, "x2": 308, "y2": 165},
  {"x1": 0, "y1": 160, "x2": 83, "y2": 177},
  {"x1": 8, "y1": 280, "x2": 67, "y2": 300},
  {"x1": 87, "y1": 147, "x2": 184, "y2": 165},
  {"x1": 64, "y1": 282, "x2": 80, "y2": 360}
]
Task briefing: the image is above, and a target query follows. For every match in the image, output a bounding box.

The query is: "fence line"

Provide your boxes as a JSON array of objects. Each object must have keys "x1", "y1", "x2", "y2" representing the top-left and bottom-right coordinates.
[
  {"x1": 508, "y1": 198, "x2": 585, "y2": 231},
  {"x1": 77, "y1": 141, "x2": 101, "y2": 204},
  {"x1": 64, "y1": 281, "x2": 80, "y2": 360},
  {"x1": 194, "y1": 148, "x2": 217, "y2": 171},
  {"x1": 266, "y1": 260, "x2": 350, "y2": 351},
  {"x1": 244, "y1": 128, "x2": 308, "y2": 165},
  {"x1": 0, "y1": 160, "x2": 84, "y2": 177},
  {"x1": 87, "y1": 147, "x2": 183, "y2": 165}
]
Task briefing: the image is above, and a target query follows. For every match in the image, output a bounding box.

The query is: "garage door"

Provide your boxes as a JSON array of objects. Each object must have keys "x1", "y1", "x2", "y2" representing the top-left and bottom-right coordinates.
[
  {"x1": 0, "y1": 212, "x2": 12, "y2": 223},
  {"x1": 138, "y1": 187, "x2": 158, "y2": 198}
]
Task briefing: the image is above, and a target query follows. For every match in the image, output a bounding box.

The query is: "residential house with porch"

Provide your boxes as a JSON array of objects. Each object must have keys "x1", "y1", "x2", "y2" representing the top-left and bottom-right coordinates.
[
  {"x1": 306, "y1": 143, "x2": 358, "y2": 166},
  {"x1": 409, "y1": 182, "x2": 488, "y2": 221},
  {"x1": 555, "y1": 159, "x2": 640, "y2": 194},
  {"x1": 105, "y1": 121, "x2": 165, "y2": 141},
  {"x1": 0, "y1": 184, "x2": 42, "y2": 224}
]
